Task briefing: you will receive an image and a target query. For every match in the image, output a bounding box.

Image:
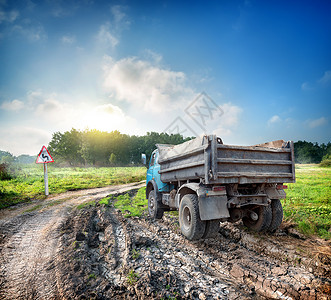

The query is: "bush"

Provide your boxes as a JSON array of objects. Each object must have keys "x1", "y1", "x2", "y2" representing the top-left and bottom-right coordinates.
[
  {"x1": 0, "y1": 163, "x2": 13, "y2": 180},
  {"x1": 320, "y1": 154, "x2": 331, "y2": 167}
]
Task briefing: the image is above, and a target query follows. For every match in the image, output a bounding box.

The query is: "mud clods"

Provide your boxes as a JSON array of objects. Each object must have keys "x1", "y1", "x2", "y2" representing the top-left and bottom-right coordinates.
[
  {"x1": 0, "y1": 185, "x2": 330, "y2": 300},
  {"x1": 55, "y1": 203, "x2": 330, "y2": 300}
]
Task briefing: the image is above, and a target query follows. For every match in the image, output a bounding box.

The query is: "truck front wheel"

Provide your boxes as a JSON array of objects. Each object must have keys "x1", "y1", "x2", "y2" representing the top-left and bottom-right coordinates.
[
  {"x1": 148, "y1": 190, "x2": 164, "y2": 219},
  {"x1": 179, "y1": 194, "x2": 206, "y2": 240},
  {"x1": 243, "y1": 205, "x2": 272, "y2": 232}
]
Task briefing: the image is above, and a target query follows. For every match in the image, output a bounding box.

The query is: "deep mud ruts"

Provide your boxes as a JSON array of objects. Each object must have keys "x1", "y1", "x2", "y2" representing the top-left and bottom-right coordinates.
[{"x1": 0, "y1": 184, "x2": 330, "y2": 299}]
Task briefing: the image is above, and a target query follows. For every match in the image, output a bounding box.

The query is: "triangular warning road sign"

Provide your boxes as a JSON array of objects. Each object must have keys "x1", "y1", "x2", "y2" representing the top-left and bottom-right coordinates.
[{"x1": 36, "y1": 146, "x2": 54, "y2": 164}]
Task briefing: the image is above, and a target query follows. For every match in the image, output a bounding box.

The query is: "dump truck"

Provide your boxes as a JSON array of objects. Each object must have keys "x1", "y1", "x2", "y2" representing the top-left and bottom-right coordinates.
[{"x1": 142, "y1": 135, "x2": 295, "y2": 240}]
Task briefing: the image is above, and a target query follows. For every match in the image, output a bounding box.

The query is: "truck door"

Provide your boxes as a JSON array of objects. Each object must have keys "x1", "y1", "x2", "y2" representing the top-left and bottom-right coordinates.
[
  {"x1": 146, "y1": 150, "x2": 157, "y2": 185},
  {"x1": 147, "y1": 150, "x2": 171, "y2": 192}
]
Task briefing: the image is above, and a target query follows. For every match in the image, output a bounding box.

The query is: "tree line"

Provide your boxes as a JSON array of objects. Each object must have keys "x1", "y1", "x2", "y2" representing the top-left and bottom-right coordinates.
[
  {"x1": 48, "y1": 129, "x2": 191, "y2": 166},
  {"x1": 1, "y1": 130, "x2": 330, "y2": 166},
  {"x1": 294, "y1": 140, "x2": 331, "y2": 164}
]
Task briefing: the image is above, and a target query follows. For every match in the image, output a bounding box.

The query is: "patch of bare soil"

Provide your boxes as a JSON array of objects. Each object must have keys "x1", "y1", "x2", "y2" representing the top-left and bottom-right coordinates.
[{"x1": 0, "y1": 185, "x2": 330, "y2": 300}]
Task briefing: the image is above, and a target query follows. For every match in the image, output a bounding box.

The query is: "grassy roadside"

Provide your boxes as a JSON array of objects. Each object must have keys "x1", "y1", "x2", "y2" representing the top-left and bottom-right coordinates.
[
  {"x1": 282, "y1": 164, "x2": 331, "y2": 239},
  {"x1": 0, "y1": 165, "x2": 146, "y2": 209},
  {"x1": 100, "y1": 187, "x2": 147, "y2": 218}
]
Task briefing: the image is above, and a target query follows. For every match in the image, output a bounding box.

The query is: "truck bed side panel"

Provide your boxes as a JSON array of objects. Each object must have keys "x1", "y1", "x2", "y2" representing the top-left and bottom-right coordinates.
[{"x1": 157, "y1": 135, "x2": 295, "y2": 184}]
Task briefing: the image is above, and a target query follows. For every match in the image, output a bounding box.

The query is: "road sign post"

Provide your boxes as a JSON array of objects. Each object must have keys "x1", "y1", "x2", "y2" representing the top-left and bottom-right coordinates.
[
  {"x1": 36, "y1": 146, "x2": 54, "y2": 196},
  {"x1": 44, "y1": 163, "x2": 49, "y2": 195}
]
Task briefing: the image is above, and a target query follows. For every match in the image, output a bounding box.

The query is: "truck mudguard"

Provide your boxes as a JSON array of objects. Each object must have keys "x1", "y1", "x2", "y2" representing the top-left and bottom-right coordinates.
[{"x1": 177, "y1": 183, "x2": 230, "y2": 221}]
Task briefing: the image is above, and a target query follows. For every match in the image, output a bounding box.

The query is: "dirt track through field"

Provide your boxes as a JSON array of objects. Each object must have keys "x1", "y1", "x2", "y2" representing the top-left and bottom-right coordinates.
[
  {"x1": 0, "y1": 183, "x2": 330, "y2": 299},
  {"x1": 0, "y1": 182, "x2": 144, "y2": 299}
]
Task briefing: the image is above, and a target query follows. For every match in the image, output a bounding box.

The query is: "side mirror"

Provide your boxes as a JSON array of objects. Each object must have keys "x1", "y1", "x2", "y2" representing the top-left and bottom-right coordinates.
[{"x1": 141, "y1": 153, "x2": 146, "y2": 165}]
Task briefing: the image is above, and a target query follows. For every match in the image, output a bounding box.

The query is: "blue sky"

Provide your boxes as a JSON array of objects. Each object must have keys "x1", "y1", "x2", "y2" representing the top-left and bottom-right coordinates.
[{"x1": 0, "y1": 0, "x2": 330, "y2": 155}]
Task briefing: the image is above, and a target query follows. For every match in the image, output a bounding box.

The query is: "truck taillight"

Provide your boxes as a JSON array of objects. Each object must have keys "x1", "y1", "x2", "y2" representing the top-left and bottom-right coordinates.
[
  {"x1": 276, "y1": 184, "x2": 288, "y2": 190},
  {"x1": 213, "y1": 186, "x2": 226, "y2": 192}
]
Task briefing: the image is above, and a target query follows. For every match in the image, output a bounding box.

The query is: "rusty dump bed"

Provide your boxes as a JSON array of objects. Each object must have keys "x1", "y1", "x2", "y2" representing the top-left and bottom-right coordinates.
[{"x1": 157, "y1": 135, "x2": 295, "y2": 185}]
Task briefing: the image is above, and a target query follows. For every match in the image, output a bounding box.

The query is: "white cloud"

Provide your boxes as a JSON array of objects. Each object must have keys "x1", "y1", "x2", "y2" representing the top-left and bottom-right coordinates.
[
  {"x1": 301, "y1": 82, "x2": 312, "y2": 91},
  {"x1": 96, "y1": 22, "x2": 119, "y2": 49},
  {"x1": 12, "y1": 23, "x2": 47, "y2": 41},
  {"x1": 111, "y1": 5, "x2": 130, "y2": 29},
  {"x1": 3, "y1": 89, "x2": 140, "y2": 136},
  {"x1": 307, "y1": 117, "x2": 327, "y2": 128},
  {"x1": 0, "y1": 99, "x2": 24, "y2": 111},
  {"x1": 318, "y1": 70, "x2": 331, "y2": 85},
  {"x1": 0, "y1": 9, "x2": 19, "y2": 24},
  {"x1": 302, "y1": 70, "x2": 331, "y2": 91},
  {"x1": 207, "y1": 102, "x2": 242, "y2": 137},
  {"x1": 102, "y1": 55, "x2": 243, "y2": 137},
  {"x1": 80, "y1": 103, "x2": 139, "y2": 134},
  {"x1": 95, "y1": 5, "x2": 130, "y2": 50},
  {"x1": 35, "y1": 97, "x2": 66, "y2": 120},
  {"x1": 95, "y1": 103, "x2": 123, "y2": 115},
  {"x1": 61, "y1": 34, "x2": 76, "y2": 44},
  {"x1": 103, "y1": 56, "x2": 193, "y2": 113},
  {"x1": 144, "y1": 49, "x2": 163, "y2": 64},
  {"x1": 0, "y1": 126, "x2": 52, "y2": 156},
  {"x1": 27, "y1": 89, "x2": 44, "y2": 104},
  {"x1": 219, "y1": 102, "x2": 242, "y2": 127},
  {"x1": 268, "y1": 115, "x2": 281, "y2": 125}
]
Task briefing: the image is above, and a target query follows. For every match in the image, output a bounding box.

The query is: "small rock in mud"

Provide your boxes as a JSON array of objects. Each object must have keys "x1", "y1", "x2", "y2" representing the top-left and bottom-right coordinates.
[
  {"x1": 76, "y1": 232, "x2": 86, "y2": 241},
  {"x1": 88, "y1": 233, "x2": 100, "y2": 248}
]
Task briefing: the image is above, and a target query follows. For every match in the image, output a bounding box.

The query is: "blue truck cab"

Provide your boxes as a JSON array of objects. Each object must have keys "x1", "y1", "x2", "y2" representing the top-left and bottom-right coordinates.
[{"x1": 146, "y1": 149, "x2": 171, "y2": 193}]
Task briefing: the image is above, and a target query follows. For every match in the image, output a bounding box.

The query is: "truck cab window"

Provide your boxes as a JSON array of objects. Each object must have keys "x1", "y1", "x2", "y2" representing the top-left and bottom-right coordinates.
[{"x1": 150, "y1": 153, "x2": 156, "y2": 166}]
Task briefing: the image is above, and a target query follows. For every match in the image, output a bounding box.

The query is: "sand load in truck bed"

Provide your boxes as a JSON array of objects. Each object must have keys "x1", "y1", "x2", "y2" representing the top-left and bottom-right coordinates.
[{"x1": 157, "y1": 135, "x2": 295, "y2": 185}]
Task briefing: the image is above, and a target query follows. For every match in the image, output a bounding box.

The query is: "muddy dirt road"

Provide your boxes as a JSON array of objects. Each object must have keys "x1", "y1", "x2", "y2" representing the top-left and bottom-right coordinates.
[{"x1": 0, "y1": 183, "x2": 330, "y2": 299}]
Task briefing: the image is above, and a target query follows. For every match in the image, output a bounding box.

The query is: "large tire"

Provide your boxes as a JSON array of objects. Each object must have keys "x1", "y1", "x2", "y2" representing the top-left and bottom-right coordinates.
[
  {"x1": 268, "y1": 199, "x2": 283, "y2": 232},
  {"x1": 202, "y1": 219, "x2": 220, "y2": 239},
  {"x1": 148, "y1": 190, "x2": 164, "y2": 219},
  {"x1": 243, "y1": 205, "x2": 272, "y2": 232},
  {"x1": 179, "y1": 194, "x2": 206, "y2": 240}
]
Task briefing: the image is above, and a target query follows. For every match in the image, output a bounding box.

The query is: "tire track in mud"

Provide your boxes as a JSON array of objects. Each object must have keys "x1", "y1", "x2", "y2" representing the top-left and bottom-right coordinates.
[
  {"x1": 59, "y1": 201, "x2": 330, "y2": 300},
  {"x1": 0, "y1": 182, "x2": 144, "y2": 300},
  {"x1": 128, "y1": 218, "x2": 249, "y2": 299},
  {"x1": 0, "y1": 208, "x2": 63, "y2": 299}
]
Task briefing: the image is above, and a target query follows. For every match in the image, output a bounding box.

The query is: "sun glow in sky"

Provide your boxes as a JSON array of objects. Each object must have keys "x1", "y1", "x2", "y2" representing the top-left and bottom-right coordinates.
[{"x1": 0, "y1": 0, "x2": 330, "y2": 155}]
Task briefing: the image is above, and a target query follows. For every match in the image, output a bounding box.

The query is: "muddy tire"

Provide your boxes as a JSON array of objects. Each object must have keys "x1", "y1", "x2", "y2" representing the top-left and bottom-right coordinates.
[
  {"x1": 243, "y1": 205, "x2": 272, "y2": 232},
  {"x1": 148, "y1": 190, "x2": 164, "y2": 219},
  {"x1": 179, "y1": 194, "x2": 206, "y2": 241},
  {"x1": 268, "y1": 199, "x2": 283, "y2": 232},
  {"x1": 202, "y1": 219, "x2": 220, "y2": 239}
]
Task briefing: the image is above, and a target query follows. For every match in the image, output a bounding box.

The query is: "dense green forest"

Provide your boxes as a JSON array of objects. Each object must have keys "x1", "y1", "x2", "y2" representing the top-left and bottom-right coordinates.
[{"x1": 1, "y1": 129, "x2": 330, "y2": 166}]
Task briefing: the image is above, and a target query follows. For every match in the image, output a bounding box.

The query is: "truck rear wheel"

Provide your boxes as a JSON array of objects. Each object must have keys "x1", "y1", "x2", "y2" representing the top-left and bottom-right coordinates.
[
  {"x1": 202, "y1": 219, "x2": 220, "y2": 239},
  {"x1": 148, "y1": 190, "x2": 164, "y2": 219},
  {"x1": 243, "y1": 205, "x2": 272, "y2": 232},
  {"x1": 268, "y1": 199, "x2": 283, "y2": 232},
  {"x1": 179, "y1": 194, "x2": 206, "y2": 241}
]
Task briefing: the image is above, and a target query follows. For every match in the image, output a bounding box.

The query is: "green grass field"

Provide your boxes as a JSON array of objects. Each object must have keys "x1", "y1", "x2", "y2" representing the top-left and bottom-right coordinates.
[
  {"x1": 282, "y1": 164, "x2": 331, "y2": 239},
  {"x1": 101, "y1": 187, "x2": 147, "y2": 218},
  {"x1": 0, "y1": 164, "x2": 146, "y2": 209}
]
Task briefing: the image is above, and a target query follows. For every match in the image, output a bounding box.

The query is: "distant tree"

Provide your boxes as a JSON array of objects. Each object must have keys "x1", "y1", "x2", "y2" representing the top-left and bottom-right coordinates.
[
  {"x1": 0, "y1": 151, "x2": 14, "y2": 163},
  {"x1": 320, "y1": 154, "x2": 331, "y2": 167},
  {"x1": 0, "y1": 154, "x2": 15, "y2": 164},
  {"x1": 109, "y1": 153, "x2": 117, "y2": 166},
  {"x1": 48, "y1": 128, "x2": 84, "y2": 165},
  {"x1": 294, "y1": 141, "x2": 326, "y2": 163},
  {"x1": 17, "y1": 155, "x2": 36, "y2": 164}
]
